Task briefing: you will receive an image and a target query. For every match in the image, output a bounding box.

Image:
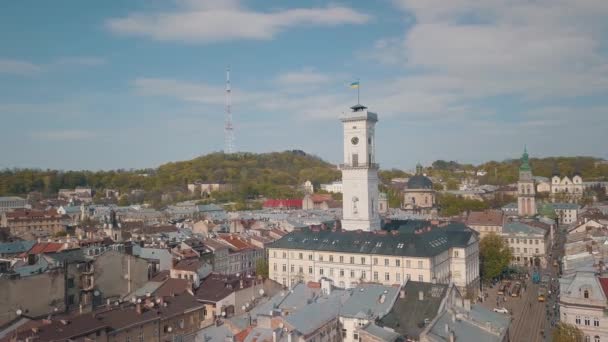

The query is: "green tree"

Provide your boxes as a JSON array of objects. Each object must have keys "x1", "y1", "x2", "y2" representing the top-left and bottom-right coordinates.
[
  {"x1": 480, "y1": 233, "x2": 512, "y2": 282},
  {"x1": 255, "y1": 258, "x2": 269, "y2": 279},
  {"x1": 438, "y1": 193, "x2": 488, "y2": 216},
  {"x1": 552, "y1": 322, "x2": 584, "y2": 342},
  {"x1": 117, "y1": 196, "x2": 130, "y2": 206}
]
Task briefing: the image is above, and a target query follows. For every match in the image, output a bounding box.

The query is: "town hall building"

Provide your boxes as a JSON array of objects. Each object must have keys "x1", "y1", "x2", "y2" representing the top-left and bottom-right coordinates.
[{"x1": 267, "y1": 103, "x2": 480, "y2": 296}]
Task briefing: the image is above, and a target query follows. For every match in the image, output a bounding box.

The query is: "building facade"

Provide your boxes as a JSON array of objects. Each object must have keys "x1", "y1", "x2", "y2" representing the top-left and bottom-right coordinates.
[
  {"x1": 1, "y1": 208, "x2": 64, "y2": 239},
  {"x1": 0, "y1": 196, "x2": 27, "y2": 213},
  {"x1": 502, "y1": 222, "x2": 548, "y2": 267},
  {"x1": 268, "y1": 222, "x2": 480, "y2": 296},
  {"x1": 551, "y1": 166, "x2": 584, "y2": 202},
  {"x1": 402, "y1": 164, "x2": 436, "y2": 214}
]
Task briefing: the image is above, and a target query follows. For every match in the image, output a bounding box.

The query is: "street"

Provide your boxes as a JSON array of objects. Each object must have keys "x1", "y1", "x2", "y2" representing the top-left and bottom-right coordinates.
[{"x1": 480, "y1": 223, "x2": 566, "y2": 342}]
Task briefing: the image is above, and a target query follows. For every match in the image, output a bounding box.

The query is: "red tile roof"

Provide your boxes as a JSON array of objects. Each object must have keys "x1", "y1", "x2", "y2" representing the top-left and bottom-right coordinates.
[
  {"x1": 27, "y1": 242, "x2": 65, "y2": 255},
  {"x1": 466, "y1": 210, "x2": 504, "y2": 226},
  {"x1": 217, "y1": 234, "x2": 256, "y2": 251},
  {"x1": 262, "y1": 199, "x2": 302, "y2": 209},
  {"x1": 310, "y1": 194, "x2": 333, "y2": 203},
  {"x1": 4, "y1": 208, "x2": 62, "y2": 221}
]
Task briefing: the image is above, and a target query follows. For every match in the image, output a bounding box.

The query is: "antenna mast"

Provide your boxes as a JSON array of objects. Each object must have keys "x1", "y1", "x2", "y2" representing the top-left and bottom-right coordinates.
[{"x1": 224, "y1": 66, "x2": 235, "y2": 154}]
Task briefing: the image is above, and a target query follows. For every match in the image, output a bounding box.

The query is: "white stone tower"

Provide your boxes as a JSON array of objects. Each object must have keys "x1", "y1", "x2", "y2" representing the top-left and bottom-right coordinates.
[
  {"x1": 517, "y1": 147, "x2": 536, "y2": 217},
  {"x1": 340, "y1": 104, "x2": 381, "y2": 231}
]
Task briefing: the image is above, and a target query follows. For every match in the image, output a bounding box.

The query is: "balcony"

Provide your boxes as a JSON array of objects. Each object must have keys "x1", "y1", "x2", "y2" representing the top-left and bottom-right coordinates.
[{"x1": 339, "y1": 163, "x2": 379, "y2": 170}]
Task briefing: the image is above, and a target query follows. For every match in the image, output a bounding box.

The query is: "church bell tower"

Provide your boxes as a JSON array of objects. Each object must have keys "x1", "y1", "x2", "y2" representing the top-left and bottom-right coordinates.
[
  {"x1": 517, "y1": 147, "x2": 536, "y2": 217},
  {"x1": 340, "y1": 104, "x2": 381, "y2": 231}
]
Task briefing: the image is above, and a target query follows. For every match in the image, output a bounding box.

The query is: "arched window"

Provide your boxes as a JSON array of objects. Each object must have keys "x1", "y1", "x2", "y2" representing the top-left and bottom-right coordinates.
[
  {"x1": 576, "y1": 316, "x2": 581, "y2": 324},
  {"x1": 594, "y1": 336, "x2": 600, "y2": 342},
  {"x1": 585, "y1": 317, "x2": 591, "y2": 326},
  {"x1": 585, "y1": 336, "x2": 590, "y2": 342},
  {"x1": 594, "y1": 318, "x2": 599, "y2": 327},
  {"x1": 584, "y1": 289, "x2": 590, "y2": 299}
]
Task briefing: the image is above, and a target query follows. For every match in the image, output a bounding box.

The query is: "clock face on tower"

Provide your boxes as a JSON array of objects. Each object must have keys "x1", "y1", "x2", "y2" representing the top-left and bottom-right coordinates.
[{"x1": 351, "y1": 137, "x2": 359, "y2": 145}]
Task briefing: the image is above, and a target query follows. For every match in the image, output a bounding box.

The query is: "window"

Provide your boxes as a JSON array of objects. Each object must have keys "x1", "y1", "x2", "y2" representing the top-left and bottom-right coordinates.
[
  {"x1": 299, "y1": 253, "x2": 303, "y2": 259},
  {"x1": 309, "y1": 266, "x2": 313, "y2": 274},
  {"x1": 361, "y1": 271, "x2": 366, "y2": 280},
  {"x1": 282, "y1": 252, "x2": 286, "y2": 258},
  {"x1": 396, "y1": 259, "x2": 401, "y2": 267},
  {"x1": 584, "y1": 289, "x2": 590, "y2": 298},
  {"x1": 406, "y1": 260, "x2": 411, "y2": 268},
  {"x1": 354, "y1": 332, "x2": 359, "y2": 341},
  {"x1": 309, "y1": 254, "x2": 313, "y2": 260},
  {"x1": 350, "y1": 270, "x2": 355, "y2": 278},
  {"x1": 373, "y1": 272, "x2": 378, "y2": 281},
  {"x1": 339, "y1": 256, "x2": 344, "y2": 263},
  {"x1": 418, "y1": 260, "x2": 423, "y2": 269},
  {"x1": 282, "y1": 264, "x2": 287, "y2": 272},
  {"x1": 523, "y1": 239, "x2": 527, "y2": 244},
  {"x1": 299, "y1": 266, "x2": 303, "y2": 274},
  {"x1": 535, "y1": 239, "x2": 539, "y2": 245},
  {"x1": 373, "y1": 258, "x2": 378, "y2": 265},
  {"x1": 342, "y1": 329, "x2": 347, "y2": 338},
  {"x1": 418, "y1": 275, "x2": 423, "y2": 282},
  {"x1": 330, "y1": 268, "x2": 334, "y2": 276},
  {"x1": 385, "y1": 273, "x2": 390, "y2": 281},
  {"x1": 320, "y1": 268, "x2": 324, "y2": 275},
  {"x1": 350, "y1": 256, "x2": 355, "y2": 264},
  {"x1": 454, "y1": 251, "x2": 459, "y2": 258},
  {"x1": 319, "y1": 255, "x2": 324, "y2": 262},
  {"x1": 384, "y1": 259, "x2": 389, "y2": 266},
  {"x1": 67, "y1": 278, "x2": 74, "y2": 288},
  {"x1": 340, "y1": 269, "x2": 344, "y2": 277},
  {"x1": 517, "y1": 247, "x2": 520, "y2": 253},
  {"x1": 594, "y1": 336, "x2": 600, "y2": 342},
  {"x1": 290, "y1": 265, "x2": 294, "y2": 272},
  {"x1": 273, "y1": 251, "x2": 277, "y2": 258},
  {"x1": 68, "y1": 295, "x2": 74, "y2": 305},
  {"x1": 397, "y1": 273, "x2": 401, "y2": 282},
  {"x1": 529, "y1": 239, "x2": 533, "y2": 244},
  {"x1": 585, "y1": 317, "x2": 591, "y2": 326},
  {"x1": 594, "y1": 318, "x2": 600, "y2": 327},
  {"x1": 576, "y1": 316, "x2": 582, "y2": 324},
  {"x1": 329, "y1": 255, "x2": 334, "y2": 262},
  {"x1": 361, "y1": 257, "x2": 366, "y2": 265},
  {"x1": 535, "y1": 248, "x2": 539, "y2": 254},
  {"x1": 524, "y1": 248, "x2": 527, "y2": 253}
]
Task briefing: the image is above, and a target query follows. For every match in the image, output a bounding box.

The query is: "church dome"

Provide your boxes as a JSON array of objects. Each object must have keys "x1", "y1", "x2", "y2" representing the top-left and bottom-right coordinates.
[
  {"x1": 407, "y1": 175, "x2": 433, "y2": 190},
  {"x1": 407, "y1": 163, "x2": 433, "y2": 190}
]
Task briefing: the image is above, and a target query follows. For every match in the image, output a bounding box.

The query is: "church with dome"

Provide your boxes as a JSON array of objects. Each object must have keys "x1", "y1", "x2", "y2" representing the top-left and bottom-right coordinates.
[{"x1": 402, "y1": 164, "x2": 438, "y2": 215}]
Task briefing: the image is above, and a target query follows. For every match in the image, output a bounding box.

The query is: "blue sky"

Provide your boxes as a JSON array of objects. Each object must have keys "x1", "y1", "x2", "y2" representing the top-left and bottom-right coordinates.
[{"x1": 1, "y1": 0, "x2": 607, "y2": 171}]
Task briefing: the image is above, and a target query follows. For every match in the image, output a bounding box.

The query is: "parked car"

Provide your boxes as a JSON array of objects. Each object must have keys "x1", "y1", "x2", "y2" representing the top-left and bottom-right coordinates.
[{"x1": 493, "y1": 307, "x2": 509, "y2": 314}]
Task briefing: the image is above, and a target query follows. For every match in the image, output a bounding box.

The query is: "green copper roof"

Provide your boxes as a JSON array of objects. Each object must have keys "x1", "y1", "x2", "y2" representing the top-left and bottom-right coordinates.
[
  {"x1": 519, "y1": 146, "x2": 531, "y2": 171},
  {"x1": 537, "y1": 202, "x2": 557, "y2": 219}
]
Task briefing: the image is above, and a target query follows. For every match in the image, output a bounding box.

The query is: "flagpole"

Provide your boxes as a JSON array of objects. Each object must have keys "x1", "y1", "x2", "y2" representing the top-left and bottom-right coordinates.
[{"x1": 357, "y1": 78, "x2": 360, "y2": 104}]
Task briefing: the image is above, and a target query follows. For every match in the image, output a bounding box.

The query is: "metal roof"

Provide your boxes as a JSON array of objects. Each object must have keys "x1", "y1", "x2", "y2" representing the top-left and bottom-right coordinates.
[{"x1": 268, "y1": 221, "x2": 475, "y2": 258}]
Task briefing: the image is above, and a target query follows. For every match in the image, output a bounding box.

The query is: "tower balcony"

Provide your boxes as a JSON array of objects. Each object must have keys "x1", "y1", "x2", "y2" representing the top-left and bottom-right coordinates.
[{"x1": 339, "y1": 163, "x2": 379, "y2": 170}]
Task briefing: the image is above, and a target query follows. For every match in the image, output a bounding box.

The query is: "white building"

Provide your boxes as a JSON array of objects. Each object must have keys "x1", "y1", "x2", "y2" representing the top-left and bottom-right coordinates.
[
  {"x1": 340, "y1": 104, "x2": 381, "y2": 231},
  {"x1": 551, "y1": 169, "x2": 584, "y2": 202},
  {"x1": 559, "y1": 270, "x2": 608, "y2": 342},
  {"x1": 553, "y1": 202, "x2": 580, "y2": 224},
  {"x1": 320, "y1": 181, "x2": 343, "y2": 194},
  {"x1": 0, "y1": 196, "x2": 27, "y2": 213}
]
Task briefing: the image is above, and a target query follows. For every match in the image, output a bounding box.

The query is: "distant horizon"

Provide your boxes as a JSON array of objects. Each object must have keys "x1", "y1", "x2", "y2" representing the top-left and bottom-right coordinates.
[{"x1": 1, "y1": 150, "x2": 605, "y2": 173}]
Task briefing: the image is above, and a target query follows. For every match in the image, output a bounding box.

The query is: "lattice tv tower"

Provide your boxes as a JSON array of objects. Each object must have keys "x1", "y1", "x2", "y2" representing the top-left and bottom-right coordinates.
[{"x1": 224, "y1": 66, "x2": 235, "y2": 154}]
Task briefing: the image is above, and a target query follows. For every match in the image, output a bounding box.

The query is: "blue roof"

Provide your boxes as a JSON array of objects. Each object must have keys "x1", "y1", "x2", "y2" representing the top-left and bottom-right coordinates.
[
  {"x1": 340, "y1": 284, "x2": 400, "y2": 319},
  {"x1": 502, "y1": 222, "x2": 546, "y2": 236},
  {"x1": 13, "y1": 257, "x2": 49, "y2": 277},
  {"x1": 552, "y1": 202, "x2": 580, "y2": 210},
  {"x1": 0, "y1": 240, "x2": 35, "y2": 255}
]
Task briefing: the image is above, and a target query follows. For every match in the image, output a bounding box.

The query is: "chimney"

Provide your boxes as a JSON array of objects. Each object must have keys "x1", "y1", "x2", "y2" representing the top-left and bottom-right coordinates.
[
  {"x1": 418, "y1": 290, "x2": 424, "y2": 301},
  {"x1": 400, "y1": 290, "x2": 406, "y2": 299},
  {"x1": 288, "y1": 332, "x2": 293, "y2": 342}
]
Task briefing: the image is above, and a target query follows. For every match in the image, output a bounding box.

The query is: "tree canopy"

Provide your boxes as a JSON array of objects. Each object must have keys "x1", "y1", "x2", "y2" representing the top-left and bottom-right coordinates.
[
  {"x1": 552, "y1": 322, "x2": 584, "y2": 342},
  {"x1": 479, "y1": 233, "x2": 512, "y2": 282}
]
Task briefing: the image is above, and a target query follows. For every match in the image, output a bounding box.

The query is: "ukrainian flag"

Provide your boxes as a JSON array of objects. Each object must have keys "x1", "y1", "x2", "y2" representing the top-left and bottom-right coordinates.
[{"x1": 350, "y1": 81, "x2": 360, "y2": 89}]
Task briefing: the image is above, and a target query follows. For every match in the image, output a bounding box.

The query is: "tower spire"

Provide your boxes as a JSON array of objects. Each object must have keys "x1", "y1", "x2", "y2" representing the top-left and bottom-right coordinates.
[{"x1": 224, "y1": 66, "x2": 235, "y2": 154}]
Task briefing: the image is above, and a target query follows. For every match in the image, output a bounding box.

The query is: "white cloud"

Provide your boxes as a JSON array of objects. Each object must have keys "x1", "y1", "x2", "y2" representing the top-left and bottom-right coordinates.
[
  {"x1": 32, "y1": 130, "x2": 97, "y2": 141},
  {"x1": 106, "y1": 1, "x2": 370, "y2": 43},
  {"x1": 0, "y1": 59, "x2": 42, "y2": 75}
]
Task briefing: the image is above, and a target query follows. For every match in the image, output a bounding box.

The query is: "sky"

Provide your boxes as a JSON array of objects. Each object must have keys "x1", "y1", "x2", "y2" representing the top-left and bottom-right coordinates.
[{"x1": 1, "y1": 0, "x2": 607, "y2": 171}]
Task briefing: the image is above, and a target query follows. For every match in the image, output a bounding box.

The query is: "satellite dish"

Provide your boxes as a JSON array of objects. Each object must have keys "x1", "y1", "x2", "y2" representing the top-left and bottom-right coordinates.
[
  {"x1": 16, "y1": 309, "x2": 22, "y2": 316},
  {"x1": 137, "y1": 298, "x2": 142, "y2": 304}
]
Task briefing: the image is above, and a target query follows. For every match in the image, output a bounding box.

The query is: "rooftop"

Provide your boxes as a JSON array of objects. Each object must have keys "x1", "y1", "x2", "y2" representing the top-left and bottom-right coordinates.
[{"x1": 269, "y1": 221, "x2": 475, "y2": 258}]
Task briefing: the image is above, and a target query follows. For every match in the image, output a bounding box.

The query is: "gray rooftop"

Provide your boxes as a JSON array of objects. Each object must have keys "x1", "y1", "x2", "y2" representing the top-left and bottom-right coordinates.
[
  {"x1": 428, "y1": 305, "x2": 509, "y2": 342},
  {"x1": 502, "y1": 222, "x2": 546, "y2": 236},
  {"x1": 340, "y1": 284, "x2": 400, "y2": 319},
  {"x1": 269, "y1": 221, "x2": 475, "y2": 258}
]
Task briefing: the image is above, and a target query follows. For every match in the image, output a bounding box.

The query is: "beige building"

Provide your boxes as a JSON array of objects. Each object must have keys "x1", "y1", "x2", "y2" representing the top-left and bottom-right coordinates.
[
  {"x1": 559, "y1": 270, "x2": 608, "y2": 342},
  {"x1": 501, "y1": 222, "x2": 548, "y2": 267},
  {"x1": 1, "y1": 208, "x2": 64, "y2": 239},
  {"x1": 267, "y1": 221, "x2": 480, "y2": 296},
  {"x1": 465, "y1": 210, "x2": 505, "y2": 238},
  {"x1": 551, "y1": 168, "x2": 584, "y2": 202}
]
